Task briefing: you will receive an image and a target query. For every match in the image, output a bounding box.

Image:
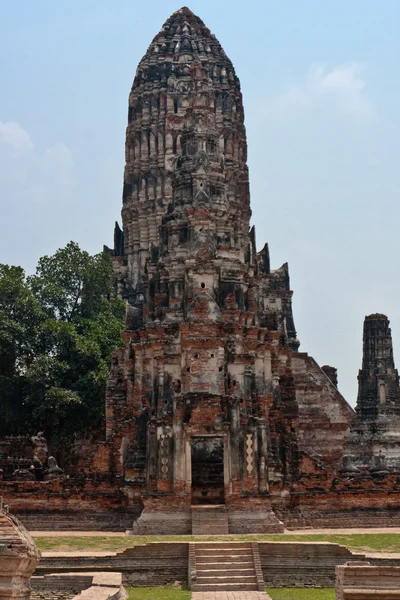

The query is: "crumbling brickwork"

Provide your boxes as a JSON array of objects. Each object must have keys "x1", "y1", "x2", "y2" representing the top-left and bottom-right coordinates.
[
  {"x1": 342, "y1": 314, "x2": 400, "y2": 473},
  {"x1": 3, "y1": 8, "x2": 400, "y2": 532},
  {"x1": 336, "y1": 562, "x2": 400, "y2": 599},
  {"x1": 102, "y1": 7, "x2": 356, "y2": 533}
]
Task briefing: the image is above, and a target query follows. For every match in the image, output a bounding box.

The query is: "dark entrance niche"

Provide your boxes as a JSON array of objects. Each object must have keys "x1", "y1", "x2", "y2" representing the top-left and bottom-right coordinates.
[{"x1": 191, "y1": 436, "x2": 224, "y2": 505}]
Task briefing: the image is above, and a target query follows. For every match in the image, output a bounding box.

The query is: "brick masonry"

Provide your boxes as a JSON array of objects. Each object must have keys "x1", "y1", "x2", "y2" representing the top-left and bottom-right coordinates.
[
  {"x1": 31, "y1": 573, "x2": 127, "y2": 600},
  {"x1": 2, "y1": 8, "x2": 400, "y2": 532},
  {"x1": 35, "y1": 541, "x2": 399, "y2": 589},
  {"x1": 336, "y1": 561, "x2": 400, "y2": 599}
]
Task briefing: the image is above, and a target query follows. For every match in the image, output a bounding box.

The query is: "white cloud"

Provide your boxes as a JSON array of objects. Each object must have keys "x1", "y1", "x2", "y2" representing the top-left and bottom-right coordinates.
[
  {"x1": 0, "y1": 122, "x2": 73, "y2": 203},
  {"x1": 270, "y1": 63, "x2": 374, "y2": 118},
  {"x1": 0, "y1": 121, "x2": 34, "y2": 153}
]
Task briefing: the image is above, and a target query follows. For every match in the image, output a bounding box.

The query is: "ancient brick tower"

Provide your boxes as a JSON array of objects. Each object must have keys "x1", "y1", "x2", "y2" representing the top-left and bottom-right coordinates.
[
  {"x1": 106, "y1": 7, "x2": 354, "y2": 534},
  {"x1": 343, "y1": 314, "x2": 400, "y2": 473}
]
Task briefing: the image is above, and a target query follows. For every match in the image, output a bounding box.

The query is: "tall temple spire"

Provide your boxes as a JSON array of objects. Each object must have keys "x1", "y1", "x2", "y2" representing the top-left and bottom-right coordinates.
[
  {"x1": 357, "y1": 314, "x2": 400, "y2": 419},
  {"x1": 117, "y1": 6, "x2": 249, "y2": 311},
  {"x1": 103, "y1": 8, "x2": 354, "y2": 535}
]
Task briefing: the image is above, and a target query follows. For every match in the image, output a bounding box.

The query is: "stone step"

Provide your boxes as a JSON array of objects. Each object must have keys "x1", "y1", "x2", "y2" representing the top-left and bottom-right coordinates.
[
  {"x1": 196, "y1": 548, "x2": 253, "y2": 556},
  {"x1": 191, "y1": 505, "x2": 229, "y2": 535},
  {"x1": 192, "y1": 516, "x2": 228, "y2": 522},
  {"x1": 196, "y1": 561, "x2": 254, "y2": 570},
  {"x1": 195, "y1": 544, "x2": 252, "y2": 549},
  {"x1": 192, "y1": 526, "x2": 229, "y2": 535},
  {"x1": 192, "y1": 523, "x2": 229, "y2": 529},
  {"x1": 191, "y1": 504, "x2": 227, "y2": 510},
  {"x1": 191, "y1": 539, "x2": 265, "y2": 593},
  {"x1": 197, "y1": 566, "x2": 255, "y2": 572},
  {"x1": 192, "y1": 516, "x2": 229, "y2": 520},
  {"x1": 197, "y1": 575, "x2": 257, "y2": 584},
  {"x1": 197, "y1": 552, "x2": 252, "y2": 559},
  {"x1": 197, "y1": 570, "x2": 256, "y2": 579},
  {"x1": 192, "y1": 528, "x2": 229, "y2": 535},
  {"x1": 191, "y1": 583, "x2": 259, "y2": 591},
  {"x1": 196, "y1": 555, "x2": 252, "y2": 563}
]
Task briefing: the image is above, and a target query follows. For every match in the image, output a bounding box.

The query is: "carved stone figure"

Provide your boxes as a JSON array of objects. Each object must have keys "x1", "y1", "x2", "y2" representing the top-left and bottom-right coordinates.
[
  {"x1": 13, "y1": 469, "x2": 34, "y2": 482},
  {"x1": 43, "y1": 457, "x2": 64, "y2": 480}
]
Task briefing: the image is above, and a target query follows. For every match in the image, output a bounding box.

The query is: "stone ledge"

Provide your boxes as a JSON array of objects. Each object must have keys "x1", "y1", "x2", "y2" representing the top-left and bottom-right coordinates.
[{"x1": 32, "y1": 572, "x2": 127, "y2": 600}]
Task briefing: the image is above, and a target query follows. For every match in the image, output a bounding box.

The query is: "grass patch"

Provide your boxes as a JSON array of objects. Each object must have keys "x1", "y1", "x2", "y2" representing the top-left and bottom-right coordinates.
[
  {"x1": 267, "y1": 589, "x2": 335, "y2": 600},
  {"x1": 126, "y1": 587, "x2": 190, "y2": 599},
  {"x1": 33, "y1": 532, "x2": 400, "y2": 554}
]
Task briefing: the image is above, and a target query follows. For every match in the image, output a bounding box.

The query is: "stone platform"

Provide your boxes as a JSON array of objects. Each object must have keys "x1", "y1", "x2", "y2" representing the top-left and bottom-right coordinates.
[
  {"x1": 336, "y1": 561, "x2": 400, "y2": 599},
  {"x1": 131, "y1": 502, "x2": 284, "y2": 535},
  {"x1": 35, "y1": 541, "x2": 381, "y2": 589},
  {"x1": 31, "y1": 572, "x2": 127, "y2": 600}
]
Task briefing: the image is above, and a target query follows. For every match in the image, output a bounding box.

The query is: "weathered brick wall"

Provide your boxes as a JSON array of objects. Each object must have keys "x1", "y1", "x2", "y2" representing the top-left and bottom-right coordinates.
[
  {"x1": 31, "y1": 593, "x2": 74, "y2": 600},
  {"x1": 284, "y1": 475, "x2": 400, "y2": 529},
  {"x1": 31, "y1": 575, "x2": 92, "y2": 599},
  {"x1": 36, "y1": 542, "x2": 400, "y2": 589},
  {"x1": 37, "y1": 544, "x2": 189, "y2": 587},
  {"x1": 5, "y1": 8, "x2": 400, "y2": 534},
  {"x1": 292, "y1": 353, "x2": 354, "y2": 471},
  {"x1": 259, "y1": 543, "x2": 366, "y2": 588},
  {"x1": 0, "y1": 480, "x2": 142, "y2": 531},
  {"x1": 31, "y1": 573, "x2": 127, "y2": 600}
]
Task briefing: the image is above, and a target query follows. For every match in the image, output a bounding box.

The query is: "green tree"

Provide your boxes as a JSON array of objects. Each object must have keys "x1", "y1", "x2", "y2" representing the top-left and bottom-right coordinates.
[
  {"x1": 0, "y1": 264, "x2": 45, "y2": 376},
  {"x1": 0, "y1": 265, "x2": 45, "y2": 435},
  {"x1": 0, "y1": 243, "x2": 125, "y2": 449},
  {"x1": 28, "y1": 241, "x2": 116, "y2": 322}
]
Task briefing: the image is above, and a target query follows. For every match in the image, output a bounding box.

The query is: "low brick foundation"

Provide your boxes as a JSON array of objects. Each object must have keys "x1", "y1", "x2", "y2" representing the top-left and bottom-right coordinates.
[
  {"x1": 259, "y1": 543, "x2": 366, "y2": 587},
  {"x1": 336, "y1": 561, "x2": 400, "y2": 599},
  {"x1": 37, "y1": 544, "x2": 189, "y2": 587},
  {"x1": 31, "y1": 574, "x2": 92, "y2": 599},
  {"x1": 0, "y1": 481, "x2": 142, "y2": 532},
  {"x1": 31, "y1": 573, "x2": 127, "y2": 600},
  {"x1": 35, "y1": 541, "x2": 397, "y2": 588},
  {"x1": 15, "y1": 510, "x2": 137, "y2": 532}
]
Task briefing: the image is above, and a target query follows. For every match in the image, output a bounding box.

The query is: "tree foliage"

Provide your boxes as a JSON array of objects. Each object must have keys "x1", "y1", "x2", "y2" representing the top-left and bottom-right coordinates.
[{"x1": 0, "y1": 242, "x2": 125, "y2": 447}]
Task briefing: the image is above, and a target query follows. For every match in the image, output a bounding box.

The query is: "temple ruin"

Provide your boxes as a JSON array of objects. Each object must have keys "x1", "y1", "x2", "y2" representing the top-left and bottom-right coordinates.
[
  {"x1": 1, "y1": 7, "x2": 400, "y2": 533},
  {"x1": 102, "y1": 6, "x2": 354, "y2": 533},
  {"x1": 343, "y1": 314, "x2": 400, "y2": 474}
]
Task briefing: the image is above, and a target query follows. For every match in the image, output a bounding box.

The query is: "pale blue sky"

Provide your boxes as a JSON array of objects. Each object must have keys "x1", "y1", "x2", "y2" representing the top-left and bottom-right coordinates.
[{"x1": 1, "y1": 1, "x2": 400, "y2": 406}]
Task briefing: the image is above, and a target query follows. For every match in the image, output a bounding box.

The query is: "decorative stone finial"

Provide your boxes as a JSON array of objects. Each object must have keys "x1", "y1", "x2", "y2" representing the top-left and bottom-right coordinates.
[{"x1": 0, "y1": 500, "x2": 41, "y2": 598}]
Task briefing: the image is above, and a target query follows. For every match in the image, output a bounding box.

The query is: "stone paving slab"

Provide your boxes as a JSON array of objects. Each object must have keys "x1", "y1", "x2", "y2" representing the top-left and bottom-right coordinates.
[
  {"x1": 191, "y1": 592, "x2": 271, "y2": 600},
  {"x1": 42, "y1": 552, "x2": 117, "y2": 557},
  {"x1": 31, "y1": 532, "x2": 126, "y2": 537},
  {"x1": 287, "y1": 527, "x2": 400, "y2": 534}
]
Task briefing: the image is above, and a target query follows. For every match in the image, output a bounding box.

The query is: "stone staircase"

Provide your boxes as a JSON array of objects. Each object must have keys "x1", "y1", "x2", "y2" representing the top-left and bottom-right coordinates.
[
  {"x1": 190, "y1": 542, "x2": 265, "y2": 592},
  {"x1": 191, "y1": 505, "x2": 229, "y2": 535}
]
